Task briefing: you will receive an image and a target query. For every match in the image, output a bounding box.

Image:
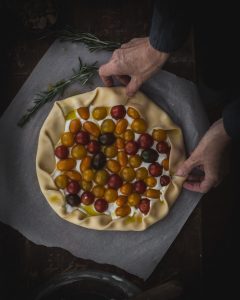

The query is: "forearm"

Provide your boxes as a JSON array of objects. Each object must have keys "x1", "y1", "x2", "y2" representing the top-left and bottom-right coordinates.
[{"x1": 149, "y1": 0, "x2": 192, "y2": 53}]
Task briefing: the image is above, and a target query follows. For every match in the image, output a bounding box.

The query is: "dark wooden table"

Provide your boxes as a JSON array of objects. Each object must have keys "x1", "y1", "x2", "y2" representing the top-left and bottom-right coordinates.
[{"x1": 1, "y1": 1, "x2": 234, "y2": 299}]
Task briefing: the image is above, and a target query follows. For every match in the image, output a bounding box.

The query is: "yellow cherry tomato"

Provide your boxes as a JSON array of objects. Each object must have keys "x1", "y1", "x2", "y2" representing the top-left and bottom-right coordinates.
[
  {"x1": 116, "y1": 196, "x2": 128, "y2": 207},
  {"x1": 82, "y1": 169, "x2": 95, "y2": 182},
  {"x1": 144, "y1": 176, "x2": 157, "y2": 187},
  {"x1": 54, "y1": 174, "x2": 68, "y2": 189},
  {"x1": 92, "y1": 185, "x2": 105, "y2": 197},
  {"x1": 61, "y1": 132, "x2": 75, "y2": 147},
  {"x1": 77, "y1": 107, "x2": 89, "y2": 120},
  {"x1": 80, "y1": 156, "x2": 92, "y2": 172},
  {"x1": 152, "y1": 129, "x2": 167, "y2": 142},
  {"x1": 131, "y1": 118, "x2": 147, "y2": 134},
  {"x1": 127, "y1": 107, "x2": 140, "y2": 119},
  {"x1": 69, "y1": 119, "x2": 82, "y2": 133},
  {"x1": 57, "y1": 158, "x2": 76, "y2": 171},
  {"x1": 120, "y1": 167, "x2": 136, "y2": 182},
  {"x1": 71, "y1": 145, "x2": 87, "y2": 159},
  {"x1": 115, "y1": 205, "x2": 131, "y2": 217},
  {"x1": 123, "y1": 129, "x2": 135, "y2": 142},
  {"x1": 135, "y1": 167, "x2": 148, "y2": 180},
  {"x1": 65, "y1": 170, "x2": 82, "y2": 182},
  {"x1": 128, "y1": 193, "x2": 141, "y2": 206},
  {"x1": 81, "y1": 180, "x2": 92, "y2": 191},
  {"x1": 101, "y1": 119, "x2": 116, "y2": 133},
  {"x1": 162, "y1": 158, "x2": 169, "y2": 170},
  {"x1": 129, "y1": 155, "x2": 142, "y2": 168},
  {"x1": 144, "y1": 189, "x2": 161, "y2": 199},
  {"x1": 120, "y1": 183, "x2": 133, "y2": 195},
  {"x1": 104, "y1": 188, "x2": 118, "y2": 203},
  {"x1": 107, "y1": 160, "x2": 121, "y2": 173},
  {"x1": 92, "y1": 107, "x2": 108, "y2": 120},
  {"x1": 115, "y1": 119, "x2": 128, "y2": 135},
  {"x1": 104, "y1": 145, "x2": 118, "y2": 158},
  {"x1": 94, "y1": 170, "x2": 109, "y2": 185}
]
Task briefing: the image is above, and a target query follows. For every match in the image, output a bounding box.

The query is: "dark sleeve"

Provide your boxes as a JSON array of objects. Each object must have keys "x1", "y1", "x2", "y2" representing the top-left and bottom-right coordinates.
[
  {"x1": 149, "y1": 0, "x2": 192, "y2": 53},
  {"x1": 222, "y1": 99, "x2": 240, "y2": 140}
]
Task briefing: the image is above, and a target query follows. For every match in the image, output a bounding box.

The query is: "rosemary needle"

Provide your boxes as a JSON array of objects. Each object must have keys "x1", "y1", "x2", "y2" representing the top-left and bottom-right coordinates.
[
  {"x1": 18, "y1": 58, "x2": 98, "y2": 127},
  {"x1": 57, "y1": 28, "x2": 121, "y2": 52}
]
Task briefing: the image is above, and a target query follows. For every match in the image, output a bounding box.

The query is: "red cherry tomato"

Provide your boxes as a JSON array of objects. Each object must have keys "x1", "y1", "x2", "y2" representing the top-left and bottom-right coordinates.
[
  {"x1": 149, "y1": 162, "x2": 163, "y2": 177},
  {"x1": 133, "y1": 180, "x2": 147, "y2": 194},
  {"x1": 87, "y1": 140, "x2": 101, "y2": 154},
  {"x1": 160, "y1": 175, "x2": 171, "y2": 186},
  {"x1": 110, "y1": 105, "x2": 126, "y2": 120},
  {"x1": 81, "y1": 191, "x2": 95, "y2": 205},
  {"x1": 108, "y1": 174, "x2": 123, "y2": 189},
  {"x1": 125, "y1": 141, "x2": 139, "y2": 155},
  {"x1": 75, "y1": 131, "x2": 90, "y2": 145},
  {"x1": 138, "y1": 133, "x2": 154, "y2": 149},
  {"x1": 94, "y1": 199, "x2": 108, "y2": 213},
  {"x1": 156, "y1": 141, "x2": 170, "y2": 154},
  {"x1": 67, "y1": 181, "x2": 81, "y2": 194},
  {"x1": 54, "y1": 145, "x2": 69, "y2": 159},
  {"x1": 138, "y1": 198, "x2": 150, "y2": 214}
]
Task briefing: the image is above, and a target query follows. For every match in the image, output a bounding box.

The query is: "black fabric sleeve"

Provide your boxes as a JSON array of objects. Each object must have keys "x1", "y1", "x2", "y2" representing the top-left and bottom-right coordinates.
[
  {"x1": 222, "y1": 99, "x2": 240, "y2": 140},
  {"x1": 149, "y1": 0, "x2": 192, "y2": 53}
]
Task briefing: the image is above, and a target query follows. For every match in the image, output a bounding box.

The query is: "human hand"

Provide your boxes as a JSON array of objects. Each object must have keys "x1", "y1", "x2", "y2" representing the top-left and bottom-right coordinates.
[
  {"x1": 176, "y1": 119, "x2": 231, "y2": 193},
  {"x1": 99, "y1": 37, "x2": 170, "y2": 97}
]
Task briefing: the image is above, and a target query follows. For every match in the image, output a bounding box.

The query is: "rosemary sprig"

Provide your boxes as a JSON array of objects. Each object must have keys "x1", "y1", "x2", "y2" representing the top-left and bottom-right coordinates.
[
  {"x1": 18, "y1": 58, "x2": 98, "y2": 127},
  {"x1": 57, "y1": 28, "x2": 121, "y2": 52}
]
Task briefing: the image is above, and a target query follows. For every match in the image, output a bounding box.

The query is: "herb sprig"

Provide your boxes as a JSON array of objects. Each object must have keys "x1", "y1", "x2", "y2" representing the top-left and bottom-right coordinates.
[
  {"x1": 57, "y1": 28, "x2": 121, "y2": 52},
  {"x1": 18, "y1": 58, "x2": 98, "y2": 127}
]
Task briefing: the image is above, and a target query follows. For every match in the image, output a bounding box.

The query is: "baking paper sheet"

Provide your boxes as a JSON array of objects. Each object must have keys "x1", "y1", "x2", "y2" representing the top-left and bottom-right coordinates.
[{"x1": 0, "y1": 40, "x2": 209, "y2": 280}]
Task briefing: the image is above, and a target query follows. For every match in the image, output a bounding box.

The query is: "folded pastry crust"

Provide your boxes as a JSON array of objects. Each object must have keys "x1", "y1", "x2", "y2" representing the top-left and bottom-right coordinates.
[{"x1": 36, "y1": 87, "x2": 186, "y2": 231}]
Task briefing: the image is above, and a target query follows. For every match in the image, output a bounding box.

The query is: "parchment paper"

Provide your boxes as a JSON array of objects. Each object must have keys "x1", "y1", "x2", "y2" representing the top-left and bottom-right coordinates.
[{"x1": 0, "y1": 40, "x2": 209, "y2": 280}]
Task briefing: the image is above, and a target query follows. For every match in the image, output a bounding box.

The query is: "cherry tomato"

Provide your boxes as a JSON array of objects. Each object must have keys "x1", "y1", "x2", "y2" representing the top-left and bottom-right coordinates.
[
  {"x1": 160, "y1": 175, "x2": 171, "y2": 186},
  {"x1": 81, "y1": 191, "x2": 95, "y2": 205},
  {"x1": 91, "y1": 152, "x2": 106, "y2": 170},
  {"x1": 156, "y1": 141, "x2": 170, "y2": 154},
  {"x1": 87, "y1": 140, "x2": 101, "y2": 154},
  {"x1": 141, "y1": 149, "x2": 159, "y2": 163},
  {"x1": 75, "y1": 131, "x2": 90, "y2": 145},
  {"x1": 125, "y1": 141, "x2": 139, "y2": 155},
  {"x1": 54, "y1": 174, "x2": 68, "y2": 189},
  {"x1": 108, "y1": 174, "x2": 123, "y2": 189},
  {"x1": 55, "y1": 145, "x2": 69, "y2": 159},
  {"x1": 67, "y1": 181, "x2": 81, "y2": 194},
  {"x1": 99, "y1": 133, "x2": 116, "y2": 145},
  {"x1": 94, "y1": 199, "x2": 108, "y2": 213},
  {"x1": 133, "y1": 180, "x2": 147, "y2": 194},
  {"x1": 66, "y1": 194, "x2": 81, "y2": 206},
  {"x1": 110, "y1": 105, "x2": 126, "y2": 119},
  {"x1": 148, "y1": 162, "x2": 163, "y2": 177},
  {"x1": 138, "y1": 198, "x2": 150, "y2": 214},
  {"x1": 61, "y1": 132, "x2": 75, "y2": 147},
  {"x1": 138, "y1": 133, "x2": 154, "y2": 149},
  {"x1": 69, "y1": 119, "x2": 82, "y2": 133}
]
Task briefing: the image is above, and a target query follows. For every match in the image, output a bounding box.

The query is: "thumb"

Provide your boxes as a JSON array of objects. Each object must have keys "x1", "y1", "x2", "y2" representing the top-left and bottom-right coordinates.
[
  {"x1": 175, "y1": 157, "x2": 198, "y2": 177},
  {"x1": 126, "y1": 77, "x2": 142, "y2": 97}
]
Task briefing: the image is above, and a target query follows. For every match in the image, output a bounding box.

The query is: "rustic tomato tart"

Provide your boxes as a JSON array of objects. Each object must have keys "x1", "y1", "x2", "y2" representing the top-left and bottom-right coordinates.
[{"x1": 36, "y1": 87, "x2": 185, "y2": 231}]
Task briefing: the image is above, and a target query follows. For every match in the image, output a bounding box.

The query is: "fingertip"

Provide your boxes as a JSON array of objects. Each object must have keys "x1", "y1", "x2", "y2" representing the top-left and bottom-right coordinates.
[{"x1": 183, "y1": 181, "x2": 201, "y2": 192}]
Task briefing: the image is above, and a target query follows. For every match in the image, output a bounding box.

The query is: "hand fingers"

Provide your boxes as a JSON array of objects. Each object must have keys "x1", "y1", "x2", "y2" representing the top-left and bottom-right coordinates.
[
  {"x1": 183, "y1": 172, "x2": 220, "y2": 193},
  {"x1": 126, "y1": 77, "x2": 142, "y2": 97},
  {"x1": 98, "y1": 61, "x2": 118, "y2": 87},
  {"x1": 115, "y1": 75, "x2": 131, "y2": 85},
  {"x1": 175, "y1": 156, "x2": 199, "y2": 177},
  {"x1": 183, "y1": 179, "x2": 214, "y2": 193}
]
